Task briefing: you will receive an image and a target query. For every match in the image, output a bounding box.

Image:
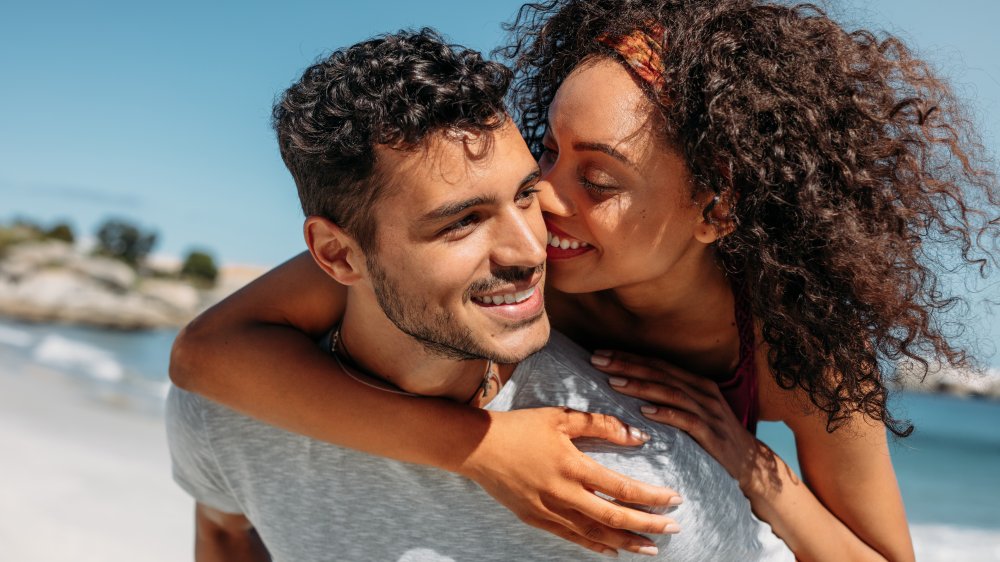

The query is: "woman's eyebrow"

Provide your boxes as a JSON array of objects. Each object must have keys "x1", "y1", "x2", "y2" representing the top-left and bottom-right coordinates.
[
  {"x1": 544, "y1": 116, "x2": 640, "y2": 171},
  {"x1": 572, "y1": 141, "x2": 640, "y2": 171}
]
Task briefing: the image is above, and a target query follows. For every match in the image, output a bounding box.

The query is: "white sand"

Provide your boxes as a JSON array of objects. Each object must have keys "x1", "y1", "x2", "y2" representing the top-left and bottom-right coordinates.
[
  {"x1": 0, "y1": 363, "x2": 192, "y2": 562},
  {"x1": 1, "y1": 352, "x2": 997, "y2": 561}
]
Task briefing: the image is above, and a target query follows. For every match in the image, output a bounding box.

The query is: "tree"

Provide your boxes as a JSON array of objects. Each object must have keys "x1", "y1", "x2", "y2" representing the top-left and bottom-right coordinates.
[
  {"x1": 45, "y1": 222, "x2": 75, "y2": 244},
  {"x1": 181, "y1": 249, "x2": 219, "y2": 286},
  {"x1": 94, "y1": 218, "x2": 157, "y2": 266}
]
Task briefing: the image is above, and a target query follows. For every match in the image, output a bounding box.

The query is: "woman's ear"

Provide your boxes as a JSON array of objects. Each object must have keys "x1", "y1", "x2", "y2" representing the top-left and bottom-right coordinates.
[
  {"x1": 303, "y1": 216, "x2": 365, "y2": 285},
  {"x1": 694, "y1": 189, "x2": 737, "y2": 244}
]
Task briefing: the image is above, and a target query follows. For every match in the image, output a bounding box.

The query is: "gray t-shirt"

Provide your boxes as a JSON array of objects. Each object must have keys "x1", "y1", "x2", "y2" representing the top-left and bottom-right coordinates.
[{"x1": 167, "y1": 331, "x2": 792, "y2": 561}]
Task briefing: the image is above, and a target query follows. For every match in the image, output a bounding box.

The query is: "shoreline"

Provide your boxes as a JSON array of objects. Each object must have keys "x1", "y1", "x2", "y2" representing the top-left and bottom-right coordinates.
[
  {"x1": 0, "y1": 351, "x2": 192, "y2": 562},
  {"x1": 1, "y1": 335, "x2": 999, "y2": 561}
]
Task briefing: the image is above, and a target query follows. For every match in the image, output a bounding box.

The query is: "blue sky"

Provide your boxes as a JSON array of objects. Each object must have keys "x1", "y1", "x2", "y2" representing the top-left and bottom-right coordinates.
[
  {"x1": 2, "y1": 1, "x2": 997, "y2": 266},
  {"x1": 3, "y1": 1, "x2": 999, "y2": 362}
]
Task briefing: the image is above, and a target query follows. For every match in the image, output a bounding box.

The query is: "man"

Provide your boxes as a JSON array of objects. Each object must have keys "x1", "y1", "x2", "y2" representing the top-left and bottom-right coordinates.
[{"x1": 167, "y1": 29, "x2": 792, "y2": 561}]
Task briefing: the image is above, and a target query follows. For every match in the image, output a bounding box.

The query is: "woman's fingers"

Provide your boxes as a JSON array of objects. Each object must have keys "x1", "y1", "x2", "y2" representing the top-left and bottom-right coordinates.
[
  {"x1": 531, "y1": 518, "x2": 622, "y2": 558},
  {"x1": 606, "y1": 378, "x2": 705, "y2": 415},
  {"x1": 549, "y1": 506, "x2": 675, "y2": 557},
  {"x1": 559, "y1": 408, "x2": 651, "y2": 446},
  {"x1": 591, "y1": 351, "x2": 667, "y2": 382},
  {"x1": 567, "y1": 456, "x2": 682, "y2": 527},
  {"x1": 571, "y1": 480, "x2": 682, "y2": 534},
  {"x1": 639, "y1": 405, "x2": 713, "y2": 444},
  {"x1": 592, "y1": 350, "x2": 721, "y2": 398}
]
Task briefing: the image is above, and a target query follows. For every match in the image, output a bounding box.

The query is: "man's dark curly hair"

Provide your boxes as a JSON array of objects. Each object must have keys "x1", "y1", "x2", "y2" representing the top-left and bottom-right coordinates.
[
  {"x1": 502, "y1": 0, "x2": 999, "y2": 435},
  {"x1": 273, "y1": 28, "x2": 512, "y2": 251}
]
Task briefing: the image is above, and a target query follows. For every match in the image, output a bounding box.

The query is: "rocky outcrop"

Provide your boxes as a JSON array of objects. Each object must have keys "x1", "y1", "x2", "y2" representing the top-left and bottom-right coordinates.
[
  {"x1": 894, "y1": 361, "x2": 1000, "y2": 400},
  {"x1": 0, "y1": 241, "x2": 206, "y2": 329}
]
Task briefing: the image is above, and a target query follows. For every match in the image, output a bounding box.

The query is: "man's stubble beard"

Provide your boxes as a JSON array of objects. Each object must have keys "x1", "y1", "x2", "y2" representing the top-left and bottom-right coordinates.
[{"x1": 365, "y1": 253, "x2": 546, "y2": 364}]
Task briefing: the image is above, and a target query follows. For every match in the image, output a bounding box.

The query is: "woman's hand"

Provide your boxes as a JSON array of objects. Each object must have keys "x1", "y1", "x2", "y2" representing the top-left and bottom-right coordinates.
[
  {"x1": 589, "y1": 350, "x2": 766, "y2": 493},
  {"x1": 459, "y1": 407, "x2": 682, "y2": 558}
]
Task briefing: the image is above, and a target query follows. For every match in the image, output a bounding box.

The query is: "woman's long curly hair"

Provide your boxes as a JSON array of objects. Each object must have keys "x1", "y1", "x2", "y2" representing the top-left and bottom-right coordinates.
[{"x1": 501, "y1": 0, "x2": 999, "y2": 435}]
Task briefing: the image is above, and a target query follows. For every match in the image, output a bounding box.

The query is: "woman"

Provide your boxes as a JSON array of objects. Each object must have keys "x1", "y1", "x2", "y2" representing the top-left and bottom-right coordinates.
[{"x1": 171, "y1": 1, "x2": 997, "y2": 560}]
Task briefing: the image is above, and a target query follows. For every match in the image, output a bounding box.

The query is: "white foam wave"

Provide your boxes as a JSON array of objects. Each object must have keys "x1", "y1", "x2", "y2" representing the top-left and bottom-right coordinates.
[
  {"x1": 912, "y1": 523, "x2": 1000, "y2": 561},
  {"x1": 0, "y1": 324, "x2": 35, "y2": 348},
  {"x1": 32, "y1": 334, "x2": 124, "y2": 382}
]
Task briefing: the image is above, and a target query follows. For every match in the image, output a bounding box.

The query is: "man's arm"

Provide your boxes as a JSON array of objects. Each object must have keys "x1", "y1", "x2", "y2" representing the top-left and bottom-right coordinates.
[{"x1": 195, "y1": 503, "x2": 269, "y2": 562}]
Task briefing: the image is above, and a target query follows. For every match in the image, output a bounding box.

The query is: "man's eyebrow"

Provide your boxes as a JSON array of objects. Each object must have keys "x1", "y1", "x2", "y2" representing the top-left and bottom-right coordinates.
[
  {"x1": 419, "y1": 169, "x2": 540, "y2": 224},
  {"x1": 520, "y1": 169, "x2": 541, "y2": 188},
  {"x1": 572, "y1": 141, "x2": 640, "y2": 171},
  {"x1": 419, "y1": 195, "x2": 498, "y2": 223}
]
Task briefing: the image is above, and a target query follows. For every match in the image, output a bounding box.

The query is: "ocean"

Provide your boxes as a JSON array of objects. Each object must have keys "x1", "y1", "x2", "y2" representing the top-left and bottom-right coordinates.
[{"x1": 1, "y1": 317, "x2": 998, "y2": 559}]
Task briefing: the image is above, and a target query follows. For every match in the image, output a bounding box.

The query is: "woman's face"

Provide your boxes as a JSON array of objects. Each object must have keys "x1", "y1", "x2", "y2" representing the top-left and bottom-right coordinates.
[{"x1": 538, "y1": 57, "x2": 718, "y2": 295}]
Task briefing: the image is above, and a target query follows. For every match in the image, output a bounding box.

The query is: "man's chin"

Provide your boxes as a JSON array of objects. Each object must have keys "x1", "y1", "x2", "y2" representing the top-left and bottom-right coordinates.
[{"x1": 483, "y1": 315, "x2": 550, "y2": 364}]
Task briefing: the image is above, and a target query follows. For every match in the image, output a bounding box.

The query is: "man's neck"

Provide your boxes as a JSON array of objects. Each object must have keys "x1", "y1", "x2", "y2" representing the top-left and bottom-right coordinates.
[{"x1": 336, "y1": 291, "x2": 515, "y2": 405}]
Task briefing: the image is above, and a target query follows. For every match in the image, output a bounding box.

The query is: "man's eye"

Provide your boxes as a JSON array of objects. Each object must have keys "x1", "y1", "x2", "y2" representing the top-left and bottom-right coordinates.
[
  {"x1": 516, "y1": 188, "x2": 540, "y2": 206},
  {"x1": 442, "y1": 214, "x2": 480, "y2": 235}
]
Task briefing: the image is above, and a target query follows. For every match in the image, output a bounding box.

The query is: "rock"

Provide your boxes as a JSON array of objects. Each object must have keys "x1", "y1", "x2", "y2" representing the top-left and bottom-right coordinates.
[
  {"x1": 895, "y1": 362, "x2": 1000, "y2": 400},
  {"x1": 66, "y1": 254, "x2": 136, "y2": 290},
  {"x1": 0, "y1": 241, "x2": 74, "y2": 279},
  {"x1": 137, "y1": 279, "x2": 201, "y2": 312},
  {"x1": 0, "y1": 269, "x2": 177, "y2": 329},
  {"x1": 0, "y1": 242, "x2": 260, "y2": 330}
]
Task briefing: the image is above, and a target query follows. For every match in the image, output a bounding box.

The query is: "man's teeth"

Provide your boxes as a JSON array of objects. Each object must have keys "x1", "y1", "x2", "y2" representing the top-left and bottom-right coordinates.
[
  {"x1": 547, "y1": 231, "x2": 589, "y2": 250},
  {"x1": 473, "y1": 286, "x2": 536, "y2": 306}
]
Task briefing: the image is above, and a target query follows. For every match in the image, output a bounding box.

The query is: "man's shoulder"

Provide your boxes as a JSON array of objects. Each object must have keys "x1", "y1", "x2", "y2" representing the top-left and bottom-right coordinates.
[
  {"x1": 511, "y1": 331, "x2": 652, "y2": 425},
  {"x1": 166, "y1": 384, "x2": 297, "y2": 449}
]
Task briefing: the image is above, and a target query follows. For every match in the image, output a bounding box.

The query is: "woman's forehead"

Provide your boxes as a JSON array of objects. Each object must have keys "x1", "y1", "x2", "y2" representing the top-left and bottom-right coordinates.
[{"x1": 550, "y1": 58, "x2": 656, "y2": 142}]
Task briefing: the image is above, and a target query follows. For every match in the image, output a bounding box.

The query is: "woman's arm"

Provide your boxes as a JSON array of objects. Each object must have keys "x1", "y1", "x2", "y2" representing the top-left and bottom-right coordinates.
[
  {"x1": 170, "y1": 252, "x2": 680, "y2": 557},
  {"x1": 753, "y1": 362, "x2": 914, "y2": 562},
  {"x1": 592, "y1": 349, "x2": 914, "y2": 562}
]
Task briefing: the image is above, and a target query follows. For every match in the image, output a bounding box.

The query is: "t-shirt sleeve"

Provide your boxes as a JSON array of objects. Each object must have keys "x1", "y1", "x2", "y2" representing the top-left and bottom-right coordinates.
[{"x1": 165, "y1": 386, "x2": 243, "y2": 514}]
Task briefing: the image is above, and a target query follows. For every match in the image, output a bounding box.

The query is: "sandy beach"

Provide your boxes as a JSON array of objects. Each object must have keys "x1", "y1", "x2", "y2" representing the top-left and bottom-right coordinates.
[
  {"x1": 2, "y1": 339, "x2": 999, "y2": 561},
  {"x1": 0, "y1": 354, "x2": 192, "y2": 562}
]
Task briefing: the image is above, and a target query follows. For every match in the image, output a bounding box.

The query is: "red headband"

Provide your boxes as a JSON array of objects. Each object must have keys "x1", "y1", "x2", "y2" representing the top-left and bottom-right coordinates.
[{"x1": 596, "y1": 23, "x2": 667, "y2": 90}]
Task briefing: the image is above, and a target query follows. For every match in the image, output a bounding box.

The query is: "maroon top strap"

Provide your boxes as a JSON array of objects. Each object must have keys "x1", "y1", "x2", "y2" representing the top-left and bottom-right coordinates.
[{"x1": 715, "y1": 289, "x2": 760, "y2": 434}]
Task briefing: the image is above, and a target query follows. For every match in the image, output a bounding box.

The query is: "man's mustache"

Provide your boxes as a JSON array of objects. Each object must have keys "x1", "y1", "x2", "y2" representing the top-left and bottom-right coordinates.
[{"x1": 465, "y1": 263, "x2": 545, "y2": 298}]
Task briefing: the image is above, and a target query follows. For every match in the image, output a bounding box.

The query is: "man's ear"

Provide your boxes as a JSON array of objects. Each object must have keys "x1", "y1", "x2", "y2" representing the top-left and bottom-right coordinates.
[
  {"x1": 303, "y1": 216, "x2": 365, "y2": 285},
  {"x1": 694, "y1": 189, "x2": 737, "y2": 244}
]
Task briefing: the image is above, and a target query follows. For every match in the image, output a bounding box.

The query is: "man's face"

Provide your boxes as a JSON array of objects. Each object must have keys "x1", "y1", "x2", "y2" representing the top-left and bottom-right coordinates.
[{"x1": 362, "y1": 121, "x2": 550, "y2": 364}]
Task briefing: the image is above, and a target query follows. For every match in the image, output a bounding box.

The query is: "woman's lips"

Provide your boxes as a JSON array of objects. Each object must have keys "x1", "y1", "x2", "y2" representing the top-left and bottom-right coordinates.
[{"x1": 545, "y1": 224, "x2": 594, "y2": 260}]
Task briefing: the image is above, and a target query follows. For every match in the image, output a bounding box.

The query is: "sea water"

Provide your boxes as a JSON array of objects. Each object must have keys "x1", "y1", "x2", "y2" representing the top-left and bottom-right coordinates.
[{"x1": 1, "y1": 317, "x2": 998, "y2": 557}]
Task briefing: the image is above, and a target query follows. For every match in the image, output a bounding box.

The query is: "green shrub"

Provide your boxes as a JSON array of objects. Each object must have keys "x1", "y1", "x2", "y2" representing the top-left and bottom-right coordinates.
[
  {"x1": 95, "y1": 218, "x2": 157, "y2": 266},
  {"x1": 181, "y1": 250, "x2": 219, "y2": 286},
  {"x1": 45, "y1": 222, "x2": 75, "y2": 243}
]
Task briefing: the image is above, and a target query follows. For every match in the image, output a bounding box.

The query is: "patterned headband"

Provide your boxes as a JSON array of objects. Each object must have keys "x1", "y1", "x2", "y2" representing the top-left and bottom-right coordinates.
[{"x1": 596, "y1": 23, "x2": 667, "y2": 90}]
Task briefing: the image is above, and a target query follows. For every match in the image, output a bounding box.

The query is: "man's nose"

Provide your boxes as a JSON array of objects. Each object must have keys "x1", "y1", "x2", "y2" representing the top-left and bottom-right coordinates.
[{"x1": 492, "y1": 207, "x2": 547, "y2": 269}]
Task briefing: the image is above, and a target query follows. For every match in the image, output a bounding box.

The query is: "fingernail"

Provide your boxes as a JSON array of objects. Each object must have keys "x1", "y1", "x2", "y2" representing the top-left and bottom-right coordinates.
[
  {"x1": 629, "y1": 426, "x2": 650, "y2": 442},
  {"x1": 641, "y1": 405, "x2": 658, "y2": 415},
  {"x1": 637, "y1": 545, "x2": 659, "y2": 556},
  {"x1": 608, "y1": 375, "x2": 627, "y2": 387},
  {"x1": 663, "y1": 523, "x2": 681, "y2": 534},
  {"x1": 668, "y1": 496, "x2": 684, "y2": 507},
  {"x1": 593, "y1": 349, "x2": 613, "y2": 357},
  {"x1": 601, "y1": 548, "x2": 619, "y2": 558},
  {"x1": 591, "y1": 354, "x2": 611, "y2": 367}
]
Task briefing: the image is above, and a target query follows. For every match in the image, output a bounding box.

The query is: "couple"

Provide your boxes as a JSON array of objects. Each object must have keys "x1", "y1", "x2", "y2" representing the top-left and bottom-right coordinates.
[{"x1": 168, "y1": 1, "x2": 997, "y2": 561}]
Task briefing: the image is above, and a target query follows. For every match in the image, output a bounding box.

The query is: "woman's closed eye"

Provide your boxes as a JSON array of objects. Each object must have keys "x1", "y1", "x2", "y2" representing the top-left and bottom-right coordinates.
[{"x1": 580, "y1": 169, "x2": 621, "y2": 197}]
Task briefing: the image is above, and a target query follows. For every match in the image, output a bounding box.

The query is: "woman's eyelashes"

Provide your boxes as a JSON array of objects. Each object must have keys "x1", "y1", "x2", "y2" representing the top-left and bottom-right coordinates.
[
  {"x1": 580, "y1": 176, "x2": 619, "y2": 196},
  {"x1": 539, "y1": 146, "x2": 620, "y2": 197}
]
